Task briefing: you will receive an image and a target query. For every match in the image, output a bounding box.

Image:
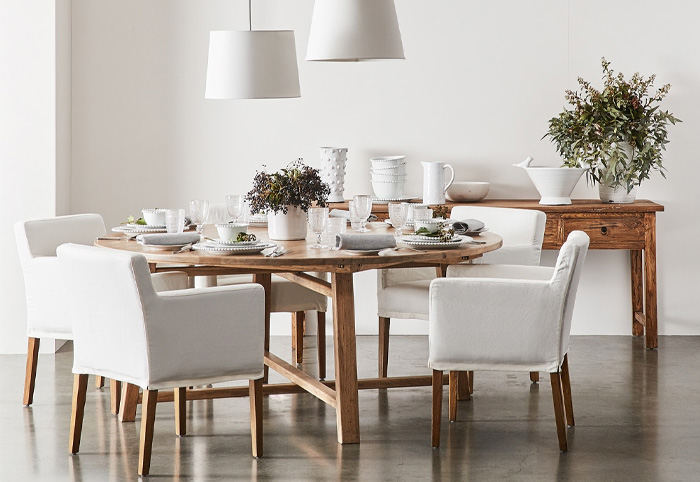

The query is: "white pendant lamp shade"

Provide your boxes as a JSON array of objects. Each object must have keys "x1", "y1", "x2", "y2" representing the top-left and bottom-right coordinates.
[
  {"x1": 306, "y1": 0, "x2": 405, "y2": 61},
  {"x1": 205, "y1": 30, "x2": 301, "y2": 99}
]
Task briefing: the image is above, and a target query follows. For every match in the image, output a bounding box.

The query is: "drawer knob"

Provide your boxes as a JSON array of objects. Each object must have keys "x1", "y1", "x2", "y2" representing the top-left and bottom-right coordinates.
[{"x1": 601, "y1": 226, "x2": 608, "y2": 235}]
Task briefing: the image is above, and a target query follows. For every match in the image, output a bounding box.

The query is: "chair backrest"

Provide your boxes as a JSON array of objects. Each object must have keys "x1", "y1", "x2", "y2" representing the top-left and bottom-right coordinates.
[
  {"x1": 14, "y1": 214, "x2": 106, "y2": 338},
  {"x1": 450, "y1": 206, "x2": 546, "y2": 265},
  {"x1": 57, "y1": 244, "x2": 155, "y2": 385},
  {"x1": 551, "y1": 231, "x2": 589, "y2": 359}
]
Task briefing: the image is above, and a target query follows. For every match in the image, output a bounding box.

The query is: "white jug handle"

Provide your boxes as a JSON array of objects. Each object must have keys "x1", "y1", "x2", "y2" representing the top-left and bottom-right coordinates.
[{"x1": 443, "y1": 164, "x2": 455, "y2": 193}]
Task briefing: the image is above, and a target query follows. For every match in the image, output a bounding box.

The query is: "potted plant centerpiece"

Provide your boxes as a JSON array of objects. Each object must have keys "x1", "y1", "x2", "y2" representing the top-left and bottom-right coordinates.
[
  {"x1": 545, "y1": 58, "x2": 680, "y2": 203},
  {"x1": 246, "y1": 159, "x2": 330, "y2": 240}
]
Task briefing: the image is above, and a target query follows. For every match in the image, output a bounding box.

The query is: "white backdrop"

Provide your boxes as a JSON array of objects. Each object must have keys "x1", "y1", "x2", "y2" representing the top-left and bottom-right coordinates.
[{"x1": 2, "y1": 0, "x2": 698, "y2": 352}]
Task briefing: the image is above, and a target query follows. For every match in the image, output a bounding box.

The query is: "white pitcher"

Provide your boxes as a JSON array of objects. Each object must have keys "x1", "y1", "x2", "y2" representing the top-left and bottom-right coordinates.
[{"x1": 421, "y1": 161, "x2": 455, "y2": 205}]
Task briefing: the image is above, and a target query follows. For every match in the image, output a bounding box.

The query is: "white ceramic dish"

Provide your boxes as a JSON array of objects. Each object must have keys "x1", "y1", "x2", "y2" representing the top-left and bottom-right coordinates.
[
  {"x1": 142, "y1": 209, "x2": 167, "y2": 226},
  {"x1": 192, "y1": 242, "x2": 275, "y2": 256},
  {"x1": 445, "y1": 182, "x2": 490, "y2": 202},
  {"x1": 215, "y1": 223, "x2": 249, "y2": 241},
  {"x1": 112, "y1": 226, "x2": 167, "y2": 236},
  {"x1": 400, "y1": 235, "x2": 472, "y2": 248},
  {"x1": 137, "y1": 242, "x2": 189, "y2": 251},
  {"x1": 370, "y1": 156, "x2": 406, "y2": 168},
  {"x1": 205, "y1": 238, "x2": 259, "y2": 246},
  {"x1": 371, "y1": 170, "x2": 407, "y2": 182},
  {"x1": 403, "y1": 234, "x2": 456, "y2": 242},
  {"x1": 371, "y1": 180, "x2": 406, "y2": 199},
  {"x1": 372, "y1": 196, "x2": 415, "y2": 204}
]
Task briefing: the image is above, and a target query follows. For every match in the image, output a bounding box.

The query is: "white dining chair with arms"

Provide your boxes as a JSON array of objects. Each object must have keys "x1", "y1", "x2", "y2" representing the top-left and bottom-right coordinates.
[
  {"x1": 58, "y1": 243, "x2": 265, "y2": 476},
  {"x1": 377, "y1": 206, "x2": 547, "y2": 378},
  {"x1": 429, "y1": 231, "x2": 590, "y2": 451},
  {"x1": 14, "y1": 214, "x2": 188, "y2": 409}
]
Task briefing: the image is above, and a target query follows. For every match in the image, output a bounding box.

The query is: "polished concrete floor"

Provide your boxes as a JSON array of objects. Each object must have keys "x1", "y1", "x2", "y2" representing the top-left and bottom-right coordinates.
[{"x1": 1, "y1": 335, "x2": 699, "y2": 481}]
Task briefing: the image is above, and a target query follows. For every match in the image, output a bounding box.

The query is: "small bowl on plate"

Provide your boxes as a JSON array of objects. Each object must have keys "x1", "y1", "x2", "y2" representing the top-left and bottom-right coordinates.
[
  {"x1": 413, "y1": 218, "x2": 446, "y2": 235},
  {"x1": 215, "y1": 223, "x2": 249, "y2": 242},
  {"x1": 142, "y1": 208, "x2": 166, "y2": 226},
  {"x1": 371, "y1": 180, "x2": 406, "y2": 199},
  {"x1": 445, "y1": 182, "x2": 490, "y2": 202}
]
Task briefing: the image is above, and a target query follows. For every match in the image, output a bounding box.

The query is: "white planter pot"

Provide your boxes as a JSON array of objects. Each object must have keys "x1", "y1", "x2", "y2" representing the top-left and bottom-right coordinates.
[
  {"x1": 267, "y1": 206, "x2": 308, "y2": 240},
  {"x1": 521, "y1": 167, "x2": 585, "y2": 205},
  {"x1": 598, "y1": 183, "x2": 638, "y2": 203}
]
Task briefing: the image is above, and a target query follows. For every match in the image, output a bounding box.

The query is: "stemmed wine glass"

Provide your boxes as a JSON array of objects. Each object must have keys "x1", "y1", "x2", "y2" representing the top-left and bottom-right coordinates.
[
  {"x1": 308, "y1": 207, "x2": 329, "y2": 249},
  {"x1": 225, "y1": 194, "x2": 244, "y2": 222},
  {"x1": 352, "y1": 195, "x2": 372, "y2": 233},
  {"x1": 188, "y1": 199, "x2": 210, "y2": 235},
  {"x1": 388, "y1": 202, "x2": 408, "y2": 237}
]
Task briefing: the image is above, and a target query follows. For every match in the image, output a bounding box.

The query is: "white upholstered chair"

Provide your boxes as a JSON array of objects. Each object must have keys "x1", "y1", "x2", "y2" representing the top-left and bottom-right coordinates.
[
  {"x1": 58, "y1": 243, "x2": 265, "y2": 476},
  {"x1": 377, "y1": 206, "x2": 547, "y2": 377},
  {"x1": 14, "y1": 214, "x2": 188, "y2": 407},
  {"x1": 429, "y1": 231, "x2": 590, "y2": 451}
]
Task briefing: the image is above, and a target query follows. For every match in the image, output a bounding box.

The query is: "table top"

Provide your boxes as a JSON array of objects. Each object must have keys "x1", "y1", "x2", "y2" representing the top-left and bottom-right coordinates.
[{"x1": 96, "y1": 223, "x2": 503, "y2": 274}]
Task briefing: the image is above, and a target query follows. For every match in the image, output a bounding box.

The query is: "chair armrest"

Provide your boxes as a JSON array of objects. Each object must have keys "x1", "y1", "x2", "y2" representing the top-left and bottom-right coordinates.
[
  {"x1": 151, "y1": 271, "x2": 189, "y2": 292},
  {"x1": 143, "y1": 284, "x2": 266, "y2": 387},
  {"x1": 446, "y1": 264, "x2": 554, "y2": 281}
]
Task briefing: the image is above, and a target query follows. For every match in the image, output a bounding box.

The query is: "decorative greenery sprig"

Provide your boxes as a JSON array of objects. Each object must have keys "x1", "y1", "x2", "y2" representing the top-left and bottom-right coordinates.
[
  {"x1": 415, "y1": 222, "x2": 455, "y2": 242},
  {"x1": 234, "y1": 233, "x2": 256, "y2": 243},
  {"x1": 245, "y1": 159, "x2": 330, "y2": 215},
  {"x1": 544, "y1": 58, "x2": 680, "y2": 193}
]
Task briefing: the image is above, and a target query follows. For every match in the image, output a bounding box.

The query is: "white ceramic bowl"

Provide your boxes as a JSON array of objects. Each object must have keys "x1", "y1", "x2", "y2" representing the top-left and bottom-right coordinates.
[
  {"x1": 370, "y1": 156, "x2": 406, "y2": 170},
  {"x1": 142, "y1": 208, "x2": 166, "y2": 226},
  {"x1": 522, "y1": 167, "x2": 585, "y2": 205},
  {"x1": 371, "y1": 170, "x2": 408, "y2": 182},
  {"x1": 371, "y1": 180, "x2": 406, "y2": 199},
  {"x1": 215, "y1": 223, "x2": 249, "y2": 241},
  {"x1": 414, "y1": 218, "x2": 446, "y2": 234},
  {"x1": 445, "y1": 182, "x2": 491, "y2": 202}
]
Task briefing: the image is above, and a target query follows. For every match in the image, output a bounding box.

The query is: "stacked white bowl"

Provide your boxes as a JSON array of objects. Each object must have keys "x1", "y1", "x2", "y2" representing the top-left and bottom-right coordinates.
[{"x1": 370, "y1": 156, "x2": 407, "y2": 199}]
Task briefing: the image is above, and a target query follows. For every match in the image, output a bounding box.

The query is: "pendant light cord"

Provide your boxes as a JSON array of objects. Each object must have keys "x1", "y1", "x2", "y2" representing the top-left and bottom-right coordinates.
[{"x1": 248, "y1": 0, "x2": 252, "y2": 31}]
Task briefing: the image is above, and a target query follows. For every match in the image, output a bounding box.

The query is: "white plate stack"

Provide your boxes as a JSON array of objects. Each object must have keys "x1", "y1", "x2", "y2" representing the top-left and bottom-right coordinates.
[{"x1": 370, "y1": 156, "x2": 407, "y2": 200}]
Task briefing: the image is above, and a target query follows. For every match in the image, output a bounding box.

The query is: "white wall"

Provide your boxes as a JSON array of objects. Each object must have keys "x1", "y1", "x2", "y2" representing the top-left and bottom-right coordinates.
[{"x1": 1, "y1": 0, "x2": 697, "y2": 352}]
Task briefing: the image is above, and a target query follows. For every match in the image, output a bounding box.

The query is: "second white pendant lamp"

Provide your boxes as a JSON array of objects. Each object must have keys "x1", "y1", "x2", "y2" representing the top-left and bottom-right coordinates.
[{"x1": 306, "y1": 0, "x2": 405, "y2": 61}]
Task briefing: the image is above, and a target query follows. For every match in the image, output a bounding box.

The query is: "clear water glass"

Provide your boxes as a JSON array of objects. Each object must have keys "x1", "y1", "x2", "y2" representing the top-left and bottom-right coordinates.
[
  {"x1": 308, "y1": 207, "x2": 329, "y2": 249},
  {"x1": 188, "y1": 199, "x2": 210, "y2": 234},
  {"x1": 165, "y1": 209, "x2": 185, "y2": 234},
  {"x1": 348, "y1": 201, "x2": 363, "y2": 232},
  {"x1": 352, "y1": 194, "x2": 372, "y2": 232},
  {"x1": 226, "y1": 194, "x2": 244, "y2": 222},
  {"x1": 388, "y1": 202, "x2": 408, "y2": 237},
  {"x1": 325, "y1": 217, "x2": 347, "y2": 249},
  {"x1": 412, "y1": 207, "x2": 433, "y2": 221}
]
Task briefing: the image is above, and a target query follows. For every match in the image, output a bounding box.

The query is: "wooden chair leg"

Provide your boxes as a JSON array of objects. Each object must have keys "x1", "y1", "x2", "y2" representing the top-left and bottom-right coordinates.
[
  {"x1": 549, "y1": 372, "x2": 568, "y2": 452},
  {"x1": 23, "y1": 337, "x2": 40, "y2": 405},
  {"x1": 448, "y1": 371, "x2": 459, "y2": 422},
  {"x1": 456, "y1": 371, "x2": 471, "y2": 400},
  {"x1": 292, "y1": 311, "x2": 305, "y2": 364},
  {"x1": 69, "y1": 374, "x2": 89, "y2": 454},
  {"x1": 431, "y1": 370, "x2": 443, "y2": 448},
  {"x1": 561, "y1": 354, "x2": 575, "y2": 426},
  {"x1": 249, "y1": 378, "x2": 263, "y2": 458},
  {"x1": 175, "y1": 387, "x2": 187, "y2": 436},
  {"x1": 109, "y1": 379, "x2": 122, "y2": 415},
  {"x1": 530, "y1": 372, "x2": 540, "y2": 383},
  {"x1": 138, "y1": 389, "x2": 158, "y2": 476},
  {"x1": 378, "y1": 316, "x2": 390, "y2": 378},
  {"x1": 317, "y1": 312, "x2": 326, "y2": 380},
  {"x1": 95, "y1": 375, "x2": 105, "y2": 389},
  {"x1": 119, "y1": 383, "x2": 139, "y2": 423}
]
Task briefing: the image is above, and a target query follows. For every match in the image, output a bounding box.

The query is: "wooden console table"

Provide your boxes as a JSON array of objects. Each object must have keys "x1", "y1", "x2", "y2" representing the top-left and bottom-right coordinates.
[{"x1": 332, "y1": 199, "x2": 664, "y2": 349}]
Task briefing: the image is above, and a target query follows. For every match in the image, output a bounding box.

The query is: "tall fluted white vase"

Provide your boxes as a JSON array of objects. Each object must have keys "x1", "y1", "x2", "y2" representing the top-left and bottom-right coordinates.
[{"x1": 320, "y1": 147, "x2": 348, "y2": 202}]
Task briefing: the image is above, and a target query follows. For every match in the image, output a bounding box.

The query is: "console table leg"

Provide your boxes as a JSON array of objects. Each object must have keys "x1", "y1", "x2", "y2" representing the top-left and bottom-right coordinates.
[
  {"x1": 644, "y1": 214, "x2": 658, "y2": 349},
  {"x1": 254, "y1": 274, "x2": 272, "y2": 382},
  {"x1": 630, "y1": 250, "x2": 644, "y2": 337}
]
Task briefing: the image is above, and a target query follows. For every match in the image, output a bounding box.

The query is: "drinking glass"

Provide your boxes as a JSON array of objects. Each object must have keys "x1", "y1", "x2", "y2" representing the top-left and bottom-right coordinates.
[
  {"x1": 388, "y1": 202, "x2": 408, "y2": 237},
  {"x1": 226, "y1": 194, "x2": 244, "y2": 222},
  {"x1": 412, "y1": 207, "x2": 433, "y2": 222},
  {"x1": 348, "y1": 201, "x2": 363, "y2": 232},
  {"x1": 188, "y1": 199, "x2": 210, "y2": 234},
  {"x1": 352, "y1": 194, "x2": 372, "y2": 232},
  {"x1": 165, "y1": 209, "x2": 185, "y2": 234},
  {"x1": 308, "y1": 207, "x2": 329, "y2": 249},
  {"x1": 325, "y1": 217, "x2": 347, "y2": 249}
]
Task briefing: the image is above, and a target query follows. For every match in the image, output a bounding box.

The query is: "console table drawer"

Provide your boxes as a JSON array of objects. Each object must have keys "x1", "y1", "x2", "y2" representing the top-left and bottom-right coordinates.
[{"x1": 562, "y1": 215, "x2": 645, "y2": 249}]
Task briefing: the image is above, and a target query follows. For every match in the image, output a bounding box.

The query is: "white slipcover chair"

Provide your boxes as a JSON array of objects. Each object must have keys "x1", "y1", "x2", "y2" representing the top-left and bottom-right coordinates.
[
  {"x1": 377, "y1": 206, "x2": 547, "y2": 377},
  {"x1": 58, "y1": 243, "x2": 265, "y2": 476},
  {"x1": 429, "y1": 231, "x2": 590, "y2": 451},
  {"x1": 14, "y1": 214, "x2": 187, "y2": 406}
]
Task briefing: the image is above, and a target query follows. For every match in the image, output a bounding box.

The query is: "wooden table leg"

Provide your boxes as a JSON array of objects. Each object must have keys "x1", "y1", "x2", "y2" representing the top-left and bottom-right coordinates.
[
  {"x1": 253, "y1": 273, "x2": 272, "y2": 382},
  {"x1": 630, "y1": 249, "x2": 645, "y2": 337},
  {"x1": 644, "y1": 213, "x2": 658, "y2": 349},
  {"x1": 331, "y1": 272, "x2": 360, "y2": 444}
]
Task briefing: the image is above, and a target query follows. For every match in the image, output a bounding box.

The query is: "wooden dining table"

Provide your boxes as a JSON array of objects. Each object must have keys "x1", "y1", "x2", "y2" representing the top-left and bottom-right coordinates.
[{"x1": 95, "y1": 222, "x2": 502, "y2": 444}]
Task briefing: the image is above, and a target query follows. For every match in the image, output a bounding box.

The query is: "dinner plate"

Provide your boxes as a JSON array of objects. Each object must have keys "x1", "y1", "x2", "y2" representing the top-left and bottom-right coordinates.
[
  {"x1": 371, "y1": 196, "x2": 416, "y2": 204},
  {"x1": 127, "y1": 223, "x2": 166, "y2": 229},
  {"x1": 399, "y1": 235, "x2": 473, "y2": 248},
  {"x1": 192, "y1": 242, "x2": 276, "y2": 256},
  {"x1": 112, "y1": 226, "x2": 167, "y2": 237},
  {"x1": 403, "y1": 234, "x2": 458, "y2": 242},
  {"x1": 204, "y1": 238, "x2": 260, "y2": 246},
  {"x1": 342, "y1": 249, "x2": 383, "y2": 255}
]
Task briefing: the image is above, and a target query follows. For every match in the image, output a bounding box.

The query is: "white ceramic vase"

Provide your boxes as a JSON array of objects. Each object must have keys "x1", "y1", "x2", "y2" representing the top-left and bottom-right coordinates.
[
  {"x1": 598, "y1": 183, "x2": 638, "y2": 203},
  {"x1": 267, "y1": 206, "x2": 308, "y2": 240},
  {"x1": 320, "y1": 147, "x2": 348, "y2": 203}
]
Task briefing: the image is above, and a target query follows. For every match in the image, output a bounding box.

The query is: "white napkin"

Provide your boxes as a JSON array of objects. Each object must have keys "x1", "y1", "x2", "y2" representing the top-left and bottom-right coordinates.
[
  {"x1": 136, "y1": 233, "x2": 201, "y2": 245},
  {"x1": 335, "y1": 234, "x2": 396, "y2": 250},
  {"x1": 451, "y1": 219, "x2": 485, "y2": 235}
]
